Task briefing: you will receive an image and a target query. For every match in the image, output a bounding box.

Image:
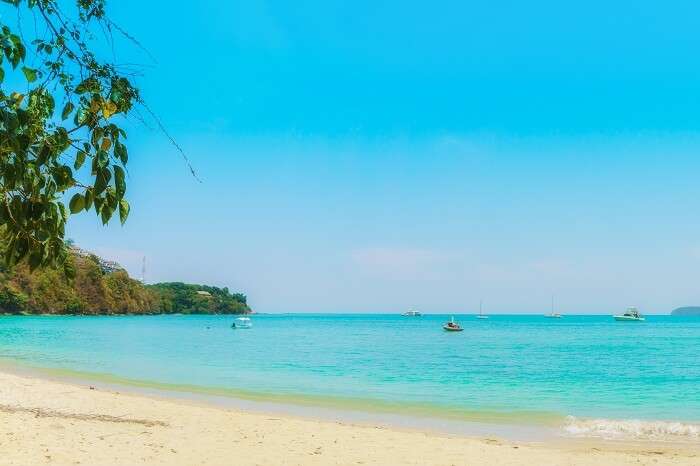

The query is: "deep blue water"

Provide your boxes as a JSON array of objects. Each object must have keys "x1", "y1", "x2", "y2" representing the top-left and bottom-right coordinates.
[{"x1": 0, "y1": 314, "x2": 698, "y2": 427}]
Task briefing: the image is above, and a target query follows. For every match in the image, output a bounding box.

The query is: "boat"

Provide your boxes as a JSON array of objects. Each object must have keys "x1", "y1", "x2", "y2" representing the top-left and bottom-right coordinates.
[
  {"x1": 403, "y1": 309, "x2": 422, "y2": 317},
  {"x1": 545, "y1": 296, "x2": 562, "y2": 318},
  {"x1": 613, "y1": 307, "x2": 645, "y2": 322},
  {"x1": 443, "y1": 316, "x2": 463, "y2": 331},
  {"x1": 476, "y1": 300, "x2": 489, "y2": 319},
  {"x1": 231, "y1": 316, "x2": 253, "y2": 329}
]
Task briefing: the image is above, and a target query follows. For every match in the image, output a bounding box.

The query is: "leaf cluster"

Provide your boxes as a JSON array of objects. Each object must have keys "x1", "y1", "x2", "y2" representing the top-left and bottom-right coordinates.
[{"x1": 0, "y1": 0, "x2": 136, "y2": 270}]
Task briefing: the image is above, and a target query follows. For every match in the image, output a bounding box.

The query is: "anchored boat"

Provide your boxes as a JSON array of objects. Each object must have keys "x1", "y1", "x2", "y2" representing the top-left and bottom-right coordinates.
[
  {"x1": 613, "y1": 307, "x2": 645, "y2": 322},
  {"x1": 403, "y1": 309, "x2": 422, "y2": 317},
  {"x1": 443, "y1": 316, "x2": 463, "y2": 332},
  {"x1": 231, "y1": 316, "x2": 253, "y2": 329},
  {"x1": 476, "y1": 300, "x2": 489, "y2": 319},
  {"x1": 545, "y1": 296, "x2": 562, "y2": 318}
]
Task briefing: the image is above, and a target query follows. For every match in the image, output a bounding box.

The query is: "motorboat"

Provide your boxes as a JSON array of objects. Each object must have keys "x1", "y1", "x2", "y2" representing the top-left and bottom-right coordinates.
[
  {"x1": 443, "y1": 316, "x2": 463, "y2": 332},
  {"x1": 403, "y1": 309, "x2": 422, "y2": 317},
  {"x1": 231, "y1": 316, "x2": 253, "y2": 329},
  {"x1": 613, "y1": 307, "x2": 645, "y2": 322}
]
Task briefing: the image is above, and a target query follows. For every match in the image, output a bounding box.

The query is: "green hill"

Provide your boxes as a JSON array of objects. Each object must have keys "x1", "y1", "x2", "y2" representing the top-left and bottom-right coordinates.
[
  {"x1": 0, "y1": 249, "x2": 250, "y2": 315},
  {"x1": 147, "y1": 282, "x2": 250, "y2": 314},
  {"x1": 671, "y1": 307, "x2": 700, "y2": 316}
]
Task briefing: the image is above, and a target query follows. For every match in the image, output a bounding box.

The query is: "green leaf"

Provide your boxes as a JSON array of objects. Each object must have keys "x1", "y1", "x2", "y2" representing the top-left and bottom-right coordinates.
[
  {"x1": 96, "y1": 149, "x2": 109, "y2": 169},
  {"x1": 100, "y1": 205, "x2": 113, "y2": 225},
  {"x1": 68, "y1": 193, "x2": 85, "y2": 214},
  {"x1": 21, "y1": 66, "x2": 37, "y2": 83},
  {"x1": 114, "y1": 141, "x2": 128, "y2": 164},
  {"x1": 114, "y1": 165, "x2": 126, "y2": 199},
  {"x1": 94, "y1": 168, "x2": 111, "y2": 195},
  {"x1": 119, "y1": 199, "x2": 130, "y2": 224},
  {"x1": 0, "y1": 68, "x2": 4, "y2": 84},
  {"x1": 84, "y1": 189, "x2": 94, "y2": 211},
  {"x1": 74, "y1": 77, "x2": 99, "y2": 94},
  {"x1": 61, "y1": 102, "x2": 74, "y2": 120},
  {"x1": 74, "y1": 150, "x2": 86, "y2": 170}
]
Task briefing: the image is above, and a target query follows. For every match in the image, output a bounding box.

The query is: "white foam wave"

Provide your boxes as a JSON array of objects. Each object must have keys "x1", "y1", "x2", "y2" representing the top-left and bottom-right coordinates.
[{"x1": 564, "y1": 416, "x2": 700, "y2": 441}]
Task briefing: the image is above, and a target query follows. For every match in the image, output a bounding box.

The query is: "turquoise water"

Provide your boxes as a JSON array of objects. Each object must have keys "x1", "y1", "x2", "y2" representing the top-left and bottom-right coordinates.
[{"x1": 1, "y1": 314, "x2": 699, "y2": 436}]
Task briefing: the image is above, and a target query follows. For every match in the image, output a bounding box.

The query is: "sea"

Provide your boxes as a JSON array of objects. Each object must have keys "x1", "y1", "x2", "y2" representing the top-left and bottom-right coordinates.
[{"x1": 0, "y1": 313, "x2": 699, "y2": 441}]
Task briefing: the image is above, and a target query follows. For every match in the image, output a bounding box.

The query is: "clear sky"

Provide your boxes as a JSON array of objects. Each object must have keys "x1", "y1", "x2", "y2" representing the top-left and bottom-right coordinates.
[{"x1": 65, "y1": 0, "x2": 700, "y2": 313}]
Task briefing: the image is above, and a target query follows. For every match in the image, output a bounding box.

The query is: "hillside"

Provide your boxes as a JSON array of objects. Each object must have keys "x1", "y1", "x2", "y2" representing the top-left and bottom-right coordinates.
[
  {"x1": 147, "y1": 282, "x2": 250, "y2": 314},
  {"x1": 671, "y1": 307, "x2": 700, "y2": 316},
  {"x1": 0, "y1": 249, "x2": 250, "y2": 315}
]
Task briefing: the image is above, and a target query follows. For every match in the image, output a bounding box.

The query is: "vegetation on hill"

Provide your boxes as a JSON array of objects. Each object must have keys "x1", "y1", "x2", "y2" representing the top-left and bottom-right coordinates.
[
  {"x1": 147, "y1": 283, "x2": 250, "y2": 315},
  {"x1": 0, "y1": 248, "x2": 250, "y2": 315},
  {"x1": 671, "y1": 307, "x2": 700, "y2": 316}
]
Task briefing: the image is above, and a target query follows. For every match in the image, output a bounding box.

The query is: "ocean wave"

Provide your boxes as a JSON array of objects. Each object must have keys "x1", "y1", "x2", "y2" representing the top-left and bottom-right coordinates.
[{"x1": 563, "y1": 416, "x2": 700, "y2": 441}]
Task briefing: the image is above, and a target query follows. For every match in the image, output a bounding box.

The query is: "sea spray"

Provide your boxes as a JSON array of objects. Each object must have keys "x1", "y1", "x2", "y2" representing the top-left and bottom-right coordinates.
[{"x1": 564, "y1": 416, "x2": 700, "y2": 441}]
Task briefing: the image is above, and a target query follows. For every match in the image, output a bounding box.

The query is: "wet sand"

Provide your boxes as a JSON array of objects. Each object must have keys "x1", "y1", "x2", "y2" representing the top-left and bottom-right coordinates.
[{"x1": 0, "y1": 370, "x2": 697, "y2": 465}]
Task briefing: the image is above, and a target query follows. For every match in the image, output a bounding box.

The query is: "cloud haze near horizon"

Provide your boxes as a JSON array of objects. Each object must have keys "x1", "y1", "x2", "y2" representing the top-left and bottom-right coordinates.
[{"x1": 67, "y1": 133, "x2": 700, "y2": 314}]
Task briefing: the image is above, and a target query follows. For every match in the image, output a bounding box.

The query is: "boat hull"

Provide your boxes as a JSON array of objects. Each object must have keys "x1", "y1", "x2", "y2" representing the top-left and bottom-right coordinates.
[
  {"x1": 443, "y1": 326, "x2": 463, "y2": 331},
  {"x1": 613, "y1": 315, "x2": 645, "y2": 322}
]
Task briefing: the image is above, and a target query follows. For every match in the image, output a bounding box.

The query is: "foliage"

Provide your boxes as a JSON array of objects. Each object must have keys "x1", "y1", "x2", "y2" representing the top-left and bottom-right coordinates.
[
  {"x1": 0, "y1": 0, "x2": 137, "y2": 271},
  {"x1": 0, "y1": 246, "x2": 251, "y2": 315},
  {"x1": 147, "y1": 282, "x2": 250, "y2": 315},
  {"x1": 0, "y1": 281, "x2": 28, "y2": 312}
]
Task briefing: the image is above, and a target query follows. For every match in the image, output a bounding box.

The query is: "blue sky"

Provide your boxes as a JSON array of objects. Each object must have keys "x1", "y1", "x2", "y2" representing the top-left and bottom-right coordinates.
[{"x1": 60, "y1": 0, "x2": 700, "y2": 313}]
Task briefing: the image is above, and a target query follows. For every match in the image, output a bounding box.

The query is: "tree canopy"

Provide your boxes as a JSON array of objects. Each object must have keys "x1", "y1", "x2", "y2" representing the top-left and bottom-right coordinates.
[
  {"x1": 147, "y1": 282, "x2": 250, "y2": 315},
  {"x1": 0, "y1": 0, "x2": 138, "y2": 271},
  {"x1": 0, "y1": 247, "x2": 251, "y2": 315}
]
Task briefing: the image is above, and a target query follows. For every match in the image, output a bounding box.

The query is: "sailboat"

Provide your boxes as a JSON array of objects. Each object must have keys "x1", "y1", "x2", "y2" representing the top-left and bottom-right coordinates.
[
  {"x1": 544, "y1": 296, "x2": 562, "y2": 318},
  {"x1": 476, "y1": 300, "x2": 489, "y2": 319}
]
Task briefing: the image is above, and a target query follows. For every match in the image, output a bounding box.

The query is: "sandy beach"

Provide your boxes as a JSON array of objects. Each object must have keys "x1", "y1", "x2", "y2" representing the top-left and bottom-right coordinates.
[{"x1": 0, "y1": 370, "x2": 696, "y2": 466}]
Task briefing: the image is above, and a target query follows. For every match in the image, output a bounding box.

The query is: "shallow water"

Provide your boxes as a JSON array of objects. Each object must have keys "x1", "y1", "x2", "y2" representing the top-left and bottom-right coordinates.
[{"x1": 0, "y1": 314, "x2": 699, "y2": 439}]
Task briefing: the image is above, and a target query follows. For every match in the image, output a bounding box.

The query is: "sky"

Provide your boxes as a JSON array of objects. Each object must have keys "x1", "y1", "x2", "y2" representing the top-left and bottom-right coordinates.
[{"x1": 57, "y1": 0, "x2": 700, "y2": 313}]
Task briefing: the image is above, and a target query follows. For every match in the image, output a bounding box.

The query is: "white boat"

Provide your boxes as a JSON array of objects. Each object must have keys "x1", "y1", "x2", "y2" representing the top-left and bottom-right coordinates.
[
  {"x1": 545, "y1": 296, "x2": 562, "y2": 318},
  {"x1": 613, "y1": 307, "x2": 645, "y2": 322},
  {"x1": 476, "y1": 300, "x2": 489, "y2": 319},
  {"x1": 403, "y1": 309, "x2": 422, "y2": 317},
  {"x1": 231, "y1": 316, "x2": 253, "y2": 329}
]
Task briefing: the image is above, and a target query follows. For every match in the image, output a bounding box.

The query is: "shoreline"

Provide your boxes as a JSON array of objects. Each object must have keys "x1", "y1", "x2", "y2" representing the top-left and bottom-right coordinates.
[
  {"x1": 1, "y1": 357, "x2": 699, "y2": 445},
  {"x1": 0, "y1": 358, "x2": 563, "y2": 441},
  {"x1": 0, "y1": 369, "x2": 698, "y2": 465}
]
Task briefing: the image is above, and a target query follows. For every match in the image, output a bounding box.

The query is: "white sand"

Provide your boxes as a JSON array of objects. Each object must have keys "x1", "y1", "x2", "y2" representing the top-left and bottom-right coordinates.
[{"x1": 0, "y1": 370, "x2": 697, "y2": 465}]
